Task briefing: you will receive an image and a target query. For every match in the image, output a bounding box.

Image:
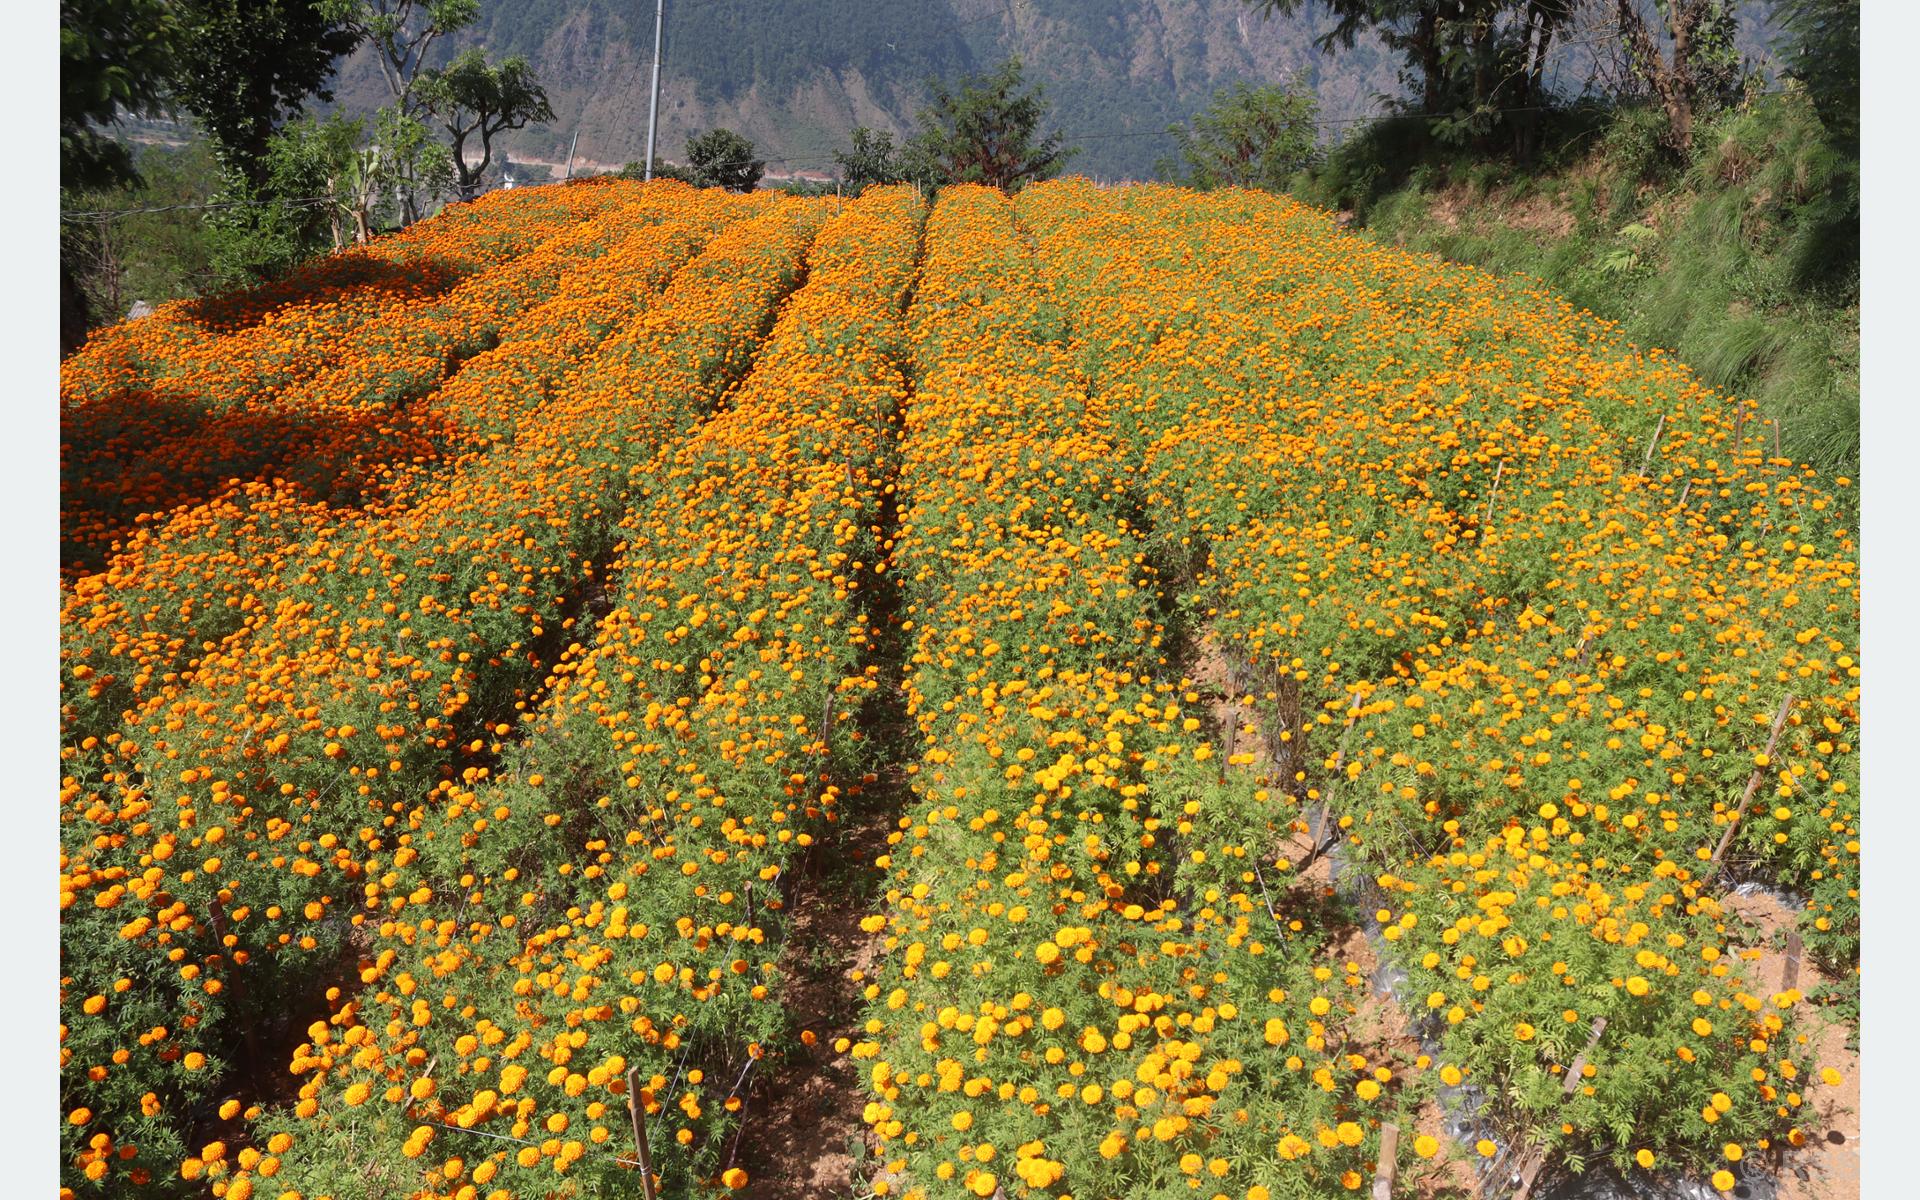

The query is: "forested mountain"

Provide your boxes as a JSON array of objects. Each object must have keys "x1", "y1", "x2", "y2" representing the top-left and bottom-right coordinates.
[{"x1": 319, "y1": 1, "x2": 1775, "y2": 179}]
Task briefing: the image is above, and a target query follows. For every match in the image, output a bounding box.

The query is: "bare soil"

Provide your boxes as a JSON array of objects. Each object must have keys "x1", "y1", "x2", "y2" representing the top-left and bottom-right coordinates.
[
  {"x1": 1721, "y1": 889, "x2": 1862, "y2": 1200},
  {"x1": 1188, "y1": 632, "x2": 1467, "y2": 1198},
  {"x1": 732, "y1": 780, "x2": 899, "y2": 1200}
]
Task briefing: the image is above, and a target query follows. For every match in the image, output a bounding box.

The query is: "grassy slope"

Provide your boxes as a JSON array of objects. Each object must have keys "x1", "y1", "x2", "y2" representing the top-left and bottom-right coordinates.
[{"x1": 1291, "y1": 91, "x2": 1860, "y2": 475}]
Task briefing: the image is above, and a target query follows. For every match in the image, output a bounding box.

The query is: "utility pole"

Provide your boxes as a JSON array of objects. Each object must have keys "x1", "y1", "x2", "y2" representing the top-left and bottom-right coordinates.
[
  {"x1": 564, "y1": 129, "x2": 580, "y2": 180},
  {"x1": 644, "y1": 0, "x2": 665, "y2": 181}
]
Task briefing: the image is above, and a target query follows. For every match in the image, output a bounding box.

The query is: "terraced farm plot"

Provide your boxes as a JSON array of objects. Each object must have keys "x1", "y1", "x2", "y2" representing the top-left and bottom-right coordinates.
[{"x1": 60, "y1": 178, "x2": 1859, "y2": 1200}]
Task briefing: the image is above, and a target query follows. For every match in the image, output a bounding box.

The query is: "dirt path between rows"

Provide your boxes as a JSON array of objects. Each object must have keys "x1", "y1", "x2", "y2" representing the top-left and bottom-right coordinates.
[{"x1": 1187, "y1": 632, "x2": 1473, "y2": 1198}]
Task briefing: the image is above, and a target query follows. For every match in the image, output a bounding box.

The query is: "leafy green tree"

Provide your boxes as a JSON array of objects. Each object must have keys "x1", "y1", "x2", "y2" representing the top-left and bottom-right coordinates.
[
  {"x1": 63, "y1": 142, "x2": 223, "y2": 325},
  {"x1": 318, "y1": 0, "x2": 478, "y2": 221},
  {"x1": 685, "y1": 128, "x2": 765, "y2": 192},
  {"x1": 833, "y1": 127, "x2": 906, "y2": 195},
  {"x1": 60, "y1": 0, "x2": 178, "y2": 351},
  {"x1": 60, "y1": 0, "x2": 177, "y2": 193},
  {"x1": 1246, "y1": 1, "x2": 1572, "y2": 149},
  {"x1": 1774, "y1": 0, "x2": 1858, "y2": 148},
  {"x1": 421, "y1": 49, "x2": 555, "y2": 200},
  {"x1": 905, "y1": 57, "x2": 1074, "y2": 192},
  {"x1": 169, "y1": 1, "x2": 360, "y2": 190},
  {"x1": 205, "y1": 113, "x2": 363, "y2": 280},
  {"x1": 1613, "y1": 0, "x2": 1746, "y2": 153},
  {"x1": 616, "y1": 158, "x2": 695, "y2": 184},
  {"x1": 1163, "y1": 80, "x2": 1320, "y2": 191}
]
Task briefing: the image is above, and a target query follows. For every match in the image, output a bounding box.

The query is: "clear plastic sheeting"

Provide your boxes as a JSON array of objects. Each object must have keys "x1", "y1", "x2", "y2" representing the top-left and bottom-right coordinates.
[
  {"x1": 1534, "y1": 1162, "x2": 1778, "y2": 1200},
  {"x1": 1227, "y1": 647, "x2": 1788, "y2": 1200}
]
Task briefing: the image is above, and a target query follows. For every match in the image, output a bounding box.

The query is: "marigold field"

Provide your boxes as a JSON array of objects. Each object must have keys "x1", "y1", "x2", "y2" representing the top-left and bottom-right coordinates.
[{"x1": 60, "y1": 177, "x2": 1859, "y2": 1200}]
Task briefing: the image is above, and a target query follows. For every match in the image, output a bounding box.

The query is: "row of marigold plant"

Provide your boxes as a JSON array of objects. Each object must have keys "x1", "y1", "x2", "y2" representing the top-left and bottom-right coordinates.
[
  {"x1": 200, "y1": 185, "x2": 928, "y2": 1200},
  {"x1": 61, "y1": 180, "x2": 644, "y2": 570},
  {"x1": 61, "y1": 184, "x2": 739, "y2": 763},
  {"x1": 846, "y1": 184, "x2": 1459, "y2": 1200},
  {"x1": 1011, "y1": 178, "x2": 1856, "y2": 1193},
  {"x1": 59, "y1": 187, "x2": 817, "y2": 1196}
]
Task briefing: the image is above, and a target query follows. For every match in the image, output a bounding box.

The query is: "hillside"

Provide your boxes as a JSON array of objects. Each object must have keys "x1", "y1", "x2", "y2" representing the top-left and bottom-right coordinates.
[
  {"x1": 324, "y1": 0, "x2": 1397, "y2": 178},
  {"x1": 1292, "y1": 89, "x2": 1859, "y2": 474},
  {"x1": 328, "y1": 1, "x2": 1784, "y2": 180},
  {"x1": 59, "y1": 177, "x2": 1859, "y2": 1200}
]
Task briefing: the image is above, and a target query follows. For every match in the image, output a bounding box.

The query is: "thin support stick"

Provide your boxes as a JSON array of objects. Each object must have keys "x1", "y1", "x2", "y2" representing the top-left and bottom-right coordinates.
[
  {"x1": 1707, "y1": 694, "x2": 1797, "y2": 884},
  {"x1": 1638, "y1": 413, "x2": 1667, "y2": 478},
  {"x1": 1373, "y1": 1122, "x2": 1400, "y2": 1200},
  {"x1": 1305, "y1": 691, "x2": 1364, "y2": 865},
  {"x1": 625, "y1": 1066, "x2": 658, "y2": 1200}
]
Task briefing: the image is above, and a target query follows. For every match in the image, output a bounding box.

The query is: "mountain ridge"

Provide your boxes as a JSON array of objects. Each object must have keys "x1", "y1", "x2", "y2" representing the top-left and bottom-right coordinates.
[{"x1": 325, "y1": 0, "x2": 1778, "y2": 180}]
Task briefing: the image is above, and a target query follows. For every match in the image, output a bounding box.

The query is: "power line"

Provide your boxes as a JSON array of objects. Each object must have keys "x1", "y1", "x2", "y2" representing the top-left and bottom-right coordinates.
[{"x1": 60, "y1": 196, "x2": 341, "y2": 222}]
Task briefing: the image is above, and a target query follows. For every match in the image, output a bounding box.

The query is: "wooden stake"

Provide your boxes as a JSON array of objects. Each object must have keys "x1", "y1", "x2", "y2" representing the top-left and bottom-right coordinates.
[
  {"x1": 1309, "y1": 691, "x2": 1365, "y2": 854},
  {"x1": 1512, "y1": 1150, "x2": 1547, "y2": 1200},
  {"x1": 1677, "y1": 478, "x2": 1692, "y2": 509},
  {"x1": 1373, "y1": 1122, "x2": 1400, "y2": 1200},
  {"x1": 1560, "y1": 1016, "x2": 1608, "y2": 1098},
  {"x1": 625, "y1": 1066, "x2": 658, "y2": 1200},
  {"x1": 1495, "y1": 1018, "x2": 1611, "y2": 1200},
  {"x1": 1707, "y1": 694, "x2": 1797, "y2": 883},
  {"x1": 1483, "y1": 459, "x2": 1504, "y2": 527},
  {"x1": 1782, "y1": 930, "x2": 1804, "y2": 994},
  {"x1": 1637, "y1": 413, "x2": 1667, "y2": 478}
]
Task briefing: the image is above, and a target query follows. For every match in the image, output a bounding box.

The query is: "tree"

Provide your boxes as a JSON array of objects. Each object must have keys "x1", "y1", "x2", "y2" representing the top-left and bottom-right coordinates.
[
  {"x1": 616, "y1": 158, "x2": 694, "y2": 184},
  {"x1": 60, "y1": 0, "x2": 177, "y2": 194},
  {"x1": 906, "y1": 57, "x2": 1074, "y2": 192},
  {"x1": 169, "y1": 1, "x2": 360, "y2": 191},
  {"x1": 318, "y1": 0, "x2": 477, "y2": 221},
  {"x1": 421, "y1": 49, "x2": 555, "y2": 201},
  {"x1": 1613, "y1": 0, "x2": 1745, "y2": 153},
  {"x1": 833, "y1": 127, "x2": 906, "y2": 195},
  {"x1": 63, "y1": 142, "x2": 222, "y2": 322},
  {"x1": 685, "y1": 129, "x2": 765, "y2": 192},
  {"x1": 1774, "y1": 0, "x2": 1858, "y2": 148},
  {"x1": 1164, "y1": 81, "x2": 1320, "y2": 191},
  {"x1": 60, "y1": 0, "x2": 178, "y2": 353},
  {"x1": 1245, "y1": 2, "x2": 1573, "y2": 150},
  {"x1": 205, "y1": 112, "x2": 363, "y2": 280}
]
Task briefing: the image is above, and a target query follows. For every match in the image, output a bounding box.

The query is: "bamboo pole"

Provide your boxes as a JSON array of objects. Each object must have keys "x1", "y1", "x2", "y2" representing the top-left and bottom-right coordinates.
[
  {"x1": 625, "y1": 1066, "x2": 658, "y2": 1200},
  {"x1": 1707, "y1": 694, "x2": 1797, "y2": 884},
  {"x1": 1373, "y1": 1122, "x2": 1400, "y2": 1200},
  {"x1": 1637, "y1": 413, "x2": 1667, "y2": 478}
]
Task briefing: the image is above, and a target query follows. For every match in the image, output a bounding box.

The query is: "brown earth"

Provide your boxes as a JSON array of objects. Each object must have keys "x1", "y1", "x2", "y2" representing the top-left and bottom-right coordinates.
[
  {"x1": 1721, "y1": 888, "x2": 1861, "y2": 1200},
  {"x1": 1187, "y1": 633, "x2": 1469, "y2": 1198},
  {"x1": 732, "y1": 782, "x2": 899, "y2": 1200}
]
